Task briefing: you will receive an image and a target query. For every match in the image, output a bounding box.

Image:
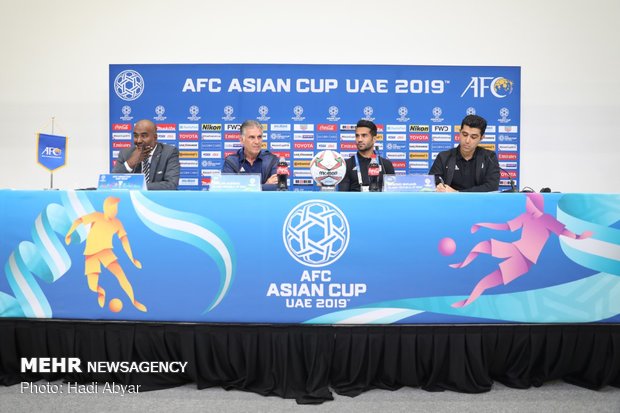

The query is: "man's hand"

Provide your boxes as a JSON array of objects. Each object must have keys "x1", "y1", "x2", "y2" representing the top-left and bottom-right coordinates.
[
  {"x1": 578, "y1": 231, "x2": 593, "y2": 240},
  {"x1": 471, "y1": 224, "x2": 481, "y2": 233},
  {"x1": 127, "y1": 145, "x2": 154, "y2": 169},
  {"x1": 65, "y1": 234, "x2": 72, "y2": 245},
  {"x1": 266, "y1": 174, "x2": 278, "y2": 184},
  {"x1": 436, "y1": 183, "x2": 457, "y2": 192},
  {"x1": 133, "y1": 258, "x2": 142, "y2": 269}
]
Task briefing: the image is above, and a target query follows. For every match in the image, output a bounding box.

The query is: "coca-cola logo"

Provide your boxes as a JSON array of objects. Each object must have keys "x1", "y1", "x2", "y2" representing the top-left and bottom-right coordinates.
[{"x1": 368, "y1": 162, "x2": 380, "y2": 176}]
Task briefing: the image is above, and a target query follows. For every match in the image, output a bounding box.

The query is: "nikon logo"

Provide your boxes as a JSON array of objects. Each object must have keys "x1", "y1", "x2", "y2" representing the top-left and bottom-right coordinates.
[
  {"x1": 409, "y1": 125, "x2": 430, "y2": 132},
  {"x1": 202, "y1": 124, "x2": 222, "y2": 131}
]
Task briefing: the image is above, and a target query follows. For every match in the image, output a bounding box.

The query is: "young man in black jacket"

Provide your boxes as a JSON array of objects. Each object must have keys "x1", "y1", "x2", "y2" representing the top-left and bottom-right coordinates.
[
  {"x1": 338, "y1": 120, "x2": 395, "y2": 192},
  {"x1": 429, "y1": 115, "x2": 499, "y2": 192}
]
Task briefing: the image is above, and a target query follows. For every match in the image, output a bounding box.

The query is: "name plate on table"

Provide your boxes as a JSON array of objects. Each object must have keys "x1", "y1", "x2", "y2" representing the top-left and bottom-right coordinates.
[
  {"x1": 383, "y1": 174, "x2": 436, "y2": 192},
  {"x1": 98, "y1": 174, "x2": 146, "y2": 190},
  {"x1": 209, "y1": 173, "x2": 262, "y2": 192}
]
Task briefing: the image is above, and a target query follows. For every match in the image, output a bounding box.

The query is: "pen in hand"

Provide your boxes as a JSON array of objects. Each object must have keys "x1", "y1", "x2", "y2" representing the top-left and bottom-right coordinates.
[{"x1": 437, "y1": 176, "x2": 445, "y2": 187}]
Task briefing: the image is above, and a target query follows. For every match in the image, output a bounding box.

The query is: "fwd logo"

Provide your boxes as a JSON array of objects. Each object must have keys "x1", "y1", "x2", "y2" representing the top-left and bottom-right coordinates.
[{"x1": 432, "y1": 125, "x2": 451, "y2": 132}]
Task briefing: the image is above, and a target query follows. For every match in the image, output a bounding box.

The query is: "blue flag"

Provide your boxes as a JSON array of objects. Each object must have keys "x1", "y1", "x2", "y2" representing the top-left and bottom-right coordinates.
[{"x1": 37, "y1": 133, "x2": 67, "y2": 172}]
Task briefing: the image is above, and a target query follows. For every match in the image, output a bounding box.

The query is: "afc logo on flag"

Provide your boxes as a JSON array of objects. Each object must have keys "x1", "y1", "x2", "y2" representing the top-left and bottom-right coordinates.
[{"x1": 41, "y1": 147, "x2": 62, "y2": 158}]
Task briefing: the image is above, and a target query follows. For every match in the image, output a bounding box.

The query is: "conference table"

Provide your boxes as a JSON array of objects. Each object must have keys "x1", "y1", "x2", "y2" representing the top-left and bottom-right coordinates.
[{"x1": 1, "y1": 190, "x2": 618, "y2": 403}]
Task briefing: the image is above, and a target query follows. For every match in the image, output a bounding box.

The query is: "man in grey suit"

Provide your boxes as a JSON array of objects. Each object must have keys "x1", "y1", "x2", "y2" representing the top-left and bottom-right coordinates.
[{"x1": 113, "y1": 119, "x2": 180, "y2": 190}]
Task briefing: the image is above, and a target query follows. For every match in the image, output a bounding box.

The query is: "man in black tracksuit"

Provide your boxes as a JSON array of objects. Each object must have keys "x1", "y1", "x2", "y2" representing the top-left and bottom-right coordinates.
[
  {"x1": 429, "y1": 115, "x2": 499, "y2": 192},
  {"x1": 338, "y1": 120, "x2": 395, "y2": 192}
]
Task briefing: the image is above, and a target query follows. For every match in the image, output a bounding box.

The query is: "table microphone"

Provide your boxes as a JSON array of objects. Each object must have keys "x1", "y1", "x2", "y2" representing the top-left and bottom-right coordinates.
[{"x1": 499, "y1": 167, "x2": 517, "y2": 192}]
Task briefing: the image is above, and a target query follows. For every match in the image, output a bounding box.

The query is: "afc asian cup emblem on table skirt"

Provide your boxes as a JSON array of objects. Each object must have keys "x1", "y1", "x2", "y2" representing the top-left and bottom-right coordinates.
[{"x1": 282, "y1": 200, "x2": 350, "y2": 267}]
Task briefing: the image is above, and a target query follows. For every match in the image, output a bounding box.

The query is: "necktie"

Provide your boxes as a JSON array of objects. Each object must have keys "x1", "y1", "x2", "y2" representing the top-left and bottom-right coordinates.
[{"x1": 142, "y1": 159, "x2": 151, "y2": 183}]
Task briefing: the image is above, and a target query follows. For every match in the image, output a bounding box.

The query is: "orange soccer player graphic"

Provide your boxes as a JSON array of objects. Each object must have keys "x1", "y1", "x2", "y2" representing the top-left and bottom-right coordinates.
[{"x1": 65, "y1": 196, "x2": 147, "y2": 312}]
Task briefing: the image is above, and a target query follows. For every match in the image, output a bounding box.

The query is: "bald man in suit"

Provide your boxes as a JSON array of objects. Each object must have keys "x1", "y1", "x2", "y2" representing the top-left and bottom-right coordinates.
[{"x1": 112, "y1": 119, "x2": 180, "y2": 190}]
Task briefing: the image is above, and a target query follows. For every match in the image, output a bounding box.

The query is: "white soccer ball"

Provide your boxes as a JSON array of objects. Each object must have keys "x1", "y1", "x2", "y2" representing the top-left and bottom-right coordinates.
[{"x1": 310, "y1": 150, "x2": 347, "y2": 187}]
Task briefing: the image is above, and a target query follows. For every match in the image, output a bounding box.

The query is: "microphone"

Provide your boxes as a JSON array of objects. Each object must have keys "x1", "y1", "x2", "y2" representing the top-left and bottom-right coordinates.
[
  {"x1": 499, "y1": 167, "x2": 517, "y2": 192},
  {"x1": 374, "y1": 145, "x2": 388, "y2": 187}
]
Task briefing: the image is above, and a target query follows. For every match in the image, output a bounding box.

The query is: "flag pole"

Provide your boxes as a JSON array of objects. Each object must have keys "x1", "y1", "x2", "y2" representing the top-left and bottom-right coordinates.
[{"x1": 50, "y1": 117, "x2": 55, "y2": 189}]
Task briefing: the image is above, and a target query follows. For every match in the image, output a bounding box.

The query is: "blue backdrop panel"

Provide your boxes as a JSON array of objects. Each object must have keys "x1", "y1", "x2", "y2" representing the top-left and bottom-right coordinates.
[
  {"x1": 1, "y1": 191, "x2": 618, "y2": 324},
  {"x1": 109, "y1": 64, "x2": 521, "y2": 191}
]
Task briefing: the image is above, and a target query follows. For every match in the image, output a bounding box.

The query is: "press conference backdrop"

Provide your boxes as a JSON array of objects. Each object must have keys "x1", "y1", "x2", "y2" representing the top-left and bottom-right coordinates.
[
  {"x1": 1, "y1": 190, "x2": 618, "y2": 324},
  {"x1": 109, "y1": 64, "x2": 521, "y2": 191}
]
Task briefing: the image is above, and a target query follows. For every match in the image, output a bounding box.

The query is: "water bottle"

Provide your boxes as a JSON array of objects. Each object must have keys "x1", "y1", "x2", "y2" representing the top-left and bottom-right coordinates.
[
  {"x1": 368, "y1": 155, "x2": 380, "y2": 192},
  {"x1": 277, "y1": 157, "x2": 289, "y2": 191}
]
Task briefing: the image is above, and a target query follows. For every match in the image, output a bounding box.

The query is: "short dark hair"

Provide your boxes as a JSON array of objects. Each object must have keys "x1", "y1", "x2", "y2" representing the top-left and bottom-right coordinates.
[
  {"x1": 461, "y1": 115, "x2": 487, "y2": 136},
  {"x1": 356, "y1": 119, "x2": 377, "y2": 137}
]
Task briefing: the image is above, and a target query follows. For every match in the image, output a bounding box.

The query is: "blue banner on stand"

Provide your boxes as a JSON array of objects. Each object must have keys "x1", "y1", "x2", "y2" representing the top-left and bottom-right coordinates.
[
  {"x1": 1, "y1": 191, "x2": 618, "y2": 324},
  {"x1": 109, "y1": 64, "x2": 521, "y2": 191},
  {"x1": 37, "y1": 133, "x2": 67, "y2": 172}
]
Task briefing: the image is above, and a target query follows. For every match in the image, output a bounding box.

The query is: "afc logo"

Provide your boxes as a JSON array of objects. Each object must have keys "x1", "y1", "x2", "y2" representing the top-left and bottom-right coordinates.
[
  {"x1": 461, "y1": 77, "x2": 514, "y2": 98},
  {"x1": 41, "y1": 147, "x2": 62, "y2": 157}
]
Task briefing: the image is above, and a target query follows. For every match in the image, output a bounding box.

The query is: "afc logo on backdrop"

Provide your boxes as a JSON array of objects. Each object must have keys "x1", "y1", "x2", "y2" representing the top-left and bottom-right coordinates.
[
  {"x1": 291, "y1": 105, "x2": 305, "y2": 121},
  {"x1": 461, "y1": 76, "x2": 514, "y2": 98},
  {"x1": 187, "y1": 105, "x2": 201, "y2": 121},
  {"x1": 222, "y1": 105, "x2": 235, "y2": 121},
  {"x1": 326, "y1": 106, "x2": 340, "y2": 121},
  {"x1": 119, "y1": 105, "x2": 133, "y2": 121},
  {"x1": 396, "y1": 106, "x2": 410, "y2": 122},
  {"x1": 257, "y1": 105, "x2": 270, "y2": 121},
  {"x1": 114, "y1": 70, "x2": 144, "y2": 101}
]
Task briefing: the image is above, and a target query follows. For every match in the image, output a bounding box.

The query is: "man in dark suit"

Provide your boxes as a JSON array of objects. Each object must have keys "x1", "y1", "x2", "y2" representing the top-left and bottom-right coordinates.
[{"x1": 113, "y1": 119, "x2": 180, "y2": 190}]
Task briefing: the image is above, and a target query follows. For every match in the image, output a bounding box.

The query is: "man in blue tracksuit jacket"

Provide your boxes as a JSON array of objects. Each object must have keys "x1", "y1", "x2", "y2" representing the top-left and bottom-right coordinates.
[{"x1": 222, "y1": 119, "x2": 279, "y2": 191}]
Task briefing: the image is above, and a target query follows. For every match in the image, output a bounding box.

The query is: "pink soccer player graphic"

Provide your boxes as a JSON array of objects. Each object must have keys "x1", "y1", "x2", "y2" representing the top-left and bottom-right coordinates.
[{"x1": 450, "y1": 193, "x2": 592, "y2": 308}]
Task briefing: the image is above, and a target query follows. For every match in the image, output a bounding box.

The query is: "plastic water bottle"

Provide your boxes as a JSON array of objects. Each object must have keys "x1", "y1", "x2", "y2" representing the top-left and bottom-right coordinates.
[
  {"x1": 277, "y1": 157, "x2": 289, "y2": 191},
  {"x1": 368, "y1": 155, "x2": 380, "y2": 192}
]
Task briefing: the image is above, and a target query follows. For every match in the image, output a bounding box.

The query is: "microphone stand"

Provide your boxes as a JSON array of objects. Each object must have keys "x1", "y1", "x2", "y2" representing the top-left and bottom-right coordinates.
[{"x1": 500, "y1": 167, "x2": 517, "y2": 192}]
